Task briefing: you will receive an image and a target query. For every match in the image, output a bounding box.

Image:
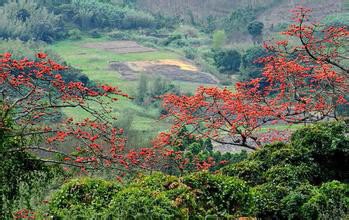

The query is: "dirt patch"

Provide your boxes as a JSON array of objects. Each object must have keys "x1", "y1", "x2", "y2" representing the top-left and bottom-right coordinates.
[
  {"x1": 83, "y1": 41, "x2": 156, "y2": 54},
  {"x1": 109, "y1": 59, "x2": 218, "y2": 84}
]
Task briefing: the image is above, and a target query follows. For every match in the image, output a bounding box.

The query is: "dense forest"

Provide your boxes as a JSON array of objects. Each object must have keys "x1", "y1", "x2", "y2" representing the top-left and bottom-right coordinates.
[{"x1": 0, "y1": 0, "x2": 348, "y2": 219}]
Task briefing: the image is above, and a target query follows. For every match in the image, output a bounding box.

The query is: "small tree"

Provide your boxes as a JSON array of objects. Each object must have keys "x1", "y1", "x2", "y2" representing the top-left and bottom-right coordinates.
[
  {"x1": 247, "y1": 21, "x2": 264, "y2": 44},
  {"x1": 212, "y1": 30, "x2": 226, "y2": 49},
  {"x1": 213, "y1": 49, "x2": 241, "y2": 73},
  {"x1": 135, "y1": 74, "x2": 148, "y2": 105}
]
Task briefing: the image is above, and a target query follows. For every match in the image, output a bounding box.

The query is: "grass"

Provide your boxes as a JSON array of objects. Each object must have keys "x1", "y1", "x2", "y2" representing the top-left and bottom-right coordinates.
[{"x1": 48, "y1": 37, "x2": 202, "y2": 135}]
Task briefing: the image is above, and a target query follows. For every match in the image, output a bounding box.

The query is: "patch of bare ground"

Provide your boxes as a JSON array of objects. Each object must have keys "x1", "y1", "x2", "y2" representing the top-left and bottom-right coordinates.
[
  {"x1": 83, "y1": 41, "x2": 156, "y2": 54},
  {"x1": 109, "y1": 59, "x2": 219, "y2": 84}
]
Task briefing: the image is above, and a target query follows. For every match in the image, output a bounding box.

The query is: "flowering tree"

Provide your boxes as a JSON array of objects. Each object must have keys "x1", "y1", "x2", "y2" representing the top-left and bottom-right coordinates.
[
  {"x1": 0, "y1": 52, "x2": 153, "y2": 173},
  {"x1": 159, "y1": 7, "x2": 348, "y2": 150}
]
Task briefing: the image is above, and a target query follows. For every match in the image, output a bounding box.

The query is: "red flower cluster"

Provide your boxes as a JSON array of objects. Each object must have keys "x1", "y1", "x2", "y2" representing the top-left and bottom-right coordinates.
[{"x1": 157, "y1": 7, "x2": 348, "y2": 151}]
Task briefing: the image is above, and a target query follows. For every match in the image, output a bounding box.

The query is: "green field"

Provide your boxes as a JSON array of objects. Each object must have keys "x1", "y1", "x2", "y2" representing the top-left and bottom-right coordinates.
[{"x1": 49, "y1": 37, "x2": 207, "y2": 135}]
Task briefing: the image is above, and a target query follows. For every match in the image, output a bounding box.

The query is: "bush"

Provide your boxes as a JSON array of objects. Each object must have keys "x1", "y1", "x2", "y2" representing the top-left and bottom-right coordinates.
[
  {"x1": 122, "y1": 10, "x2": 156, "y2": 29},
  {"x1": 301, "y1": 181, "x2": 349, "y2": 220},
  {"x1": 107, "y1": 30, "x2": 132, "y2": 40},
  {"x1": 212, "y1": 30, "x2": 226, "y2": 49},
  {"x1": 222, "y1": 122, "x2": 349, "y2": 219},
  {"x1": 131, "y1": 172, "x2": 196, "y2": 215},
  {"x1": 0, "y1": 0, "x2": 64, "y2": 42},
  {"x1": 183, "y1": 171, "x2": 252, "y2": 217},
  {"x1": 222, "y1": 159, "x2": 265, "y2": 186},
  {"x1": 49, "y1": 177, "x2": 120, "y2": 218},
  {"x1": 291, "y1": 122, "x2": 349, "y2": 182},
  {"x1": 107, "y1": 187, "x2": 185, "y2": 219},
  {"x1": 176, "y1": 25, "x2": 199, "y2": 38},
  {"x1": 213, "y1": 49, "x2": 241, "y2": 73},
  {"x1": 184, "y1": 47, "x2": 197, "y2": 60},
  {"x1": 68, "y1": 0, "x2": 125, "y2": 30},
  {"x1": 247, "y1": 21, "x2": 264, "y2": 37},
  {"x1": 280, "y1": 183, "x2": 315, "y2": 219},
  {"x1": 68, "y1": 28, "x2": 82, "y2": 40},
  {"x1": 88, "y1": 29, "x2": 101, "y2": 38},
  {"x1": 242, "y1": 46, "x2": 268, "y2": 69}
]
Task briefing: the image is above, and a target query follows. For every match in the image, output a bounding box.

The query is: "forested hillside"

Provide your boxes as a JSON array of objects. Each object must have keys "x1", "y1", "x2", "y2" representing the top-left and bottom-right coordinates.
[
  {"x1": 135, "y1": 0, "x2": 345, "y2": 21},
  {"x1": 0, "y1": 0, "x2": 348, "y2": 219}
]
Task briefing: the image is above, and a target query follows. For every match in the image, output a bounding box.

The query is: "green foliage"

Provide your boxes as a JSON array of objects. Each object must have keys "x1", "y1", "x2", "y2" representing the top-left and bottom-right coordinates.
[
  {"x1": 0, "y1": 113, "x2": 61, "y2": 217},
  {"x1": 222, "y1": 122, "x2": 349, "y2": 218},
  {"x1": 224, "y1": 8, "x2": 257, "y2": 33},
  {"x1": 242, "y1": 46, "x2": 267, "y2": 69},
  {"x1": 183, "y1": 171, "x2": 252, "y2": 217},
  {"x1": 68, "y1": 28, "x2": 83, "y2": 40},
  {"x1": 130, "y1": 172, "x2": 196, "y2": 216},
  {"x1": 322, "y1": 12, "x2": 349, "y2": 27},
  {"x1": 135, "y1": 76, "x2": 180, "y2": 107},
  {"x1": 184, "y1": 47, "x2": 198, "y2": 60},
  {"x1": 247, "y1": 21, "x2": 264, "y2": 44},
  {"x1": 163, "y1": 127, "x2": 247, "y2": 175},
  {"x1": 239, "y1": 45, "x2": 270, "y2": 83},
  {"x1": 222, "y1": 158, "x2": 266, "y2": 186},
  {"x1": 107, "y1": 187, "x2": 185, "y2": 219},
  {"x1": 107, "y1": 30, "x2": 132, "y2": 40},
  {"x1": 213, "y1": 49, "x2": 241, "y2": 73},
  {"x1": 280, "y1": 183, "x2": 315, "y2": 219},
  {"x1": 291, "y1": 122, "x2": 349, "y2": 182},
  {"x1": 68, "y1": 0, "x2": 125, "y2": 30},
  {"x1": 49, "y1": 177, "x2": 121, "y2": 218},
  {"x1": 122, "y1": 10, "x2": 156, "y2": 29},
  {"x1": 135, "y1": 74, "x2": 148, "y2": 105},
  {"x1": 247, "y1": 21, "x2": 264, "y2": 37},
  {"x1": 0, "y1": 0, "x2": 64, "y2": 42},
  {"x1": 301, "y1": 181, "x2": 349, "y2": 220},
  {"x1": 212, "y1": 30, "x2": 226, "y2": 49}
]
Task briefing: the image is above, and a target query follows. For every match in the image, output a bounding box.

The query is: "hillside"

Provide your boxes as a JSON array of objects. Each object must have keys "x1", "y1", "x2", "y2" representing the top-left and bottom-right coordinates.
[{"x1": 135, "y1": 0, "x2": 346, "y2": 23}]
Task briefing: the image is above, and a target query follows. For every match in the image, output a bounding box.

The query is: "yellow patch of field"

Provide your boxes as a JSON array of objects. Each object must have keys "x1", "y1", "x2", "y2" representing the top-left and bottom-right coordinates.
[{"x1": 127, "y1": 59, "x2": 199, "y2": 72}]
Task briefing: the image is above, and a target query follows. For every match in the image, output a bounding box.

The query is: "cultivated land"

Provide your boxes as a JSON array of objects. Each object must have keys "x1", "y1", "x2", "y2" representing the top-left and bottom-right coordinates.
[
  {"x1": 49, "y1": 38, "x2": 218, "y2": 141},
  {"x1": 49, "y1": 37, "x2": 304, "y2": 150}
]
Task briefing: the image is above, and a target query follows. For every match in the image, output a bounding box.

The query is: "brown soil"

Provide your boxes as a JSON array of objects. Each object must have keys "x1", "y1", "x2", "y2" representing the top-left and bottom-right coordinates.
[{"x1": 83, "y1": 41, "x2": 156, "y2": 54}]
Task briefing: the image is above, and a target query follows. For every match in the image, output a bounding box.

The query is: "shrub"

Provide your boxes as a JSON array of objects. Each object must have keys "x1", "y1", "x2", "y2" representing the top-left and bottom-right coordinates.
[
  {"x1": 0, "y1": 0, "x2": 64, "y2": 42},
  {"x1": 68, "y1": 28, "x2": 82, "y2": 40},
  {"x1": 183, "y1": 171, "x2": 252, "y2": 217},
  {"x1": 290, "y1": 122, "x2": 349, "y2": 182},
  {"x1": 252, "y1": 182, "x2": 293, "y2": 218},
  {"x1": 0, "y1": 93, "x2": 63, "y2": 218},
  {"x1": 176, "y1": 25, "x2": 199, "y2": 38},
  {"x1": 222, "y1": 159, "x2": 265, "y2": 186},
  {"x1": 131, "y1": 172, "x2": 196, "y2": 215},
  {"x1": 242, "y1": 46, "x2": 268, "y2": 69},
  {"x1": 68, "y1": 0, "x2": 125, "y2": 30},
  {"x1": 301, "y1": 181, "x2": 349, "y2": 220},
  {"x1": 184, "y1": 47, "x2": 197, "y2": 60},
  {"x1": 213, "y1": 49, "x2": 241, "y2": 73},
  {"x1": 122, "y1": 10, "x2": 156, "y2": 29},
  {"x1": 222, "y1": 122, "x2": 349, "y2": 219},
  {"x1": 263, "y1": 164, "x2": 315, "y2": 187},
  {"x1": 247, "y1": 21, "x2": 264, "y2": 37},
  {"x1": 88, "y1": 29, "x2": 101, "y2": 38},
  {"x1": 162, "y1": 33, "x2": 182, "y2": 46},
  {"x1": 280, "y1": 183, "x2": 315, "y2": 219},
  {"x1": 107, "y1": 187, "x2": 185, "y2": 219},
  {"x1": 49, "y1": 177, "x2": 120, "y2": 218},
  {"x1": 212, "y1": 30, "x2": 226, "y2": 49},
  {"x1": 107, "y1": 30, "x2": 131, "y2": 40}
]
